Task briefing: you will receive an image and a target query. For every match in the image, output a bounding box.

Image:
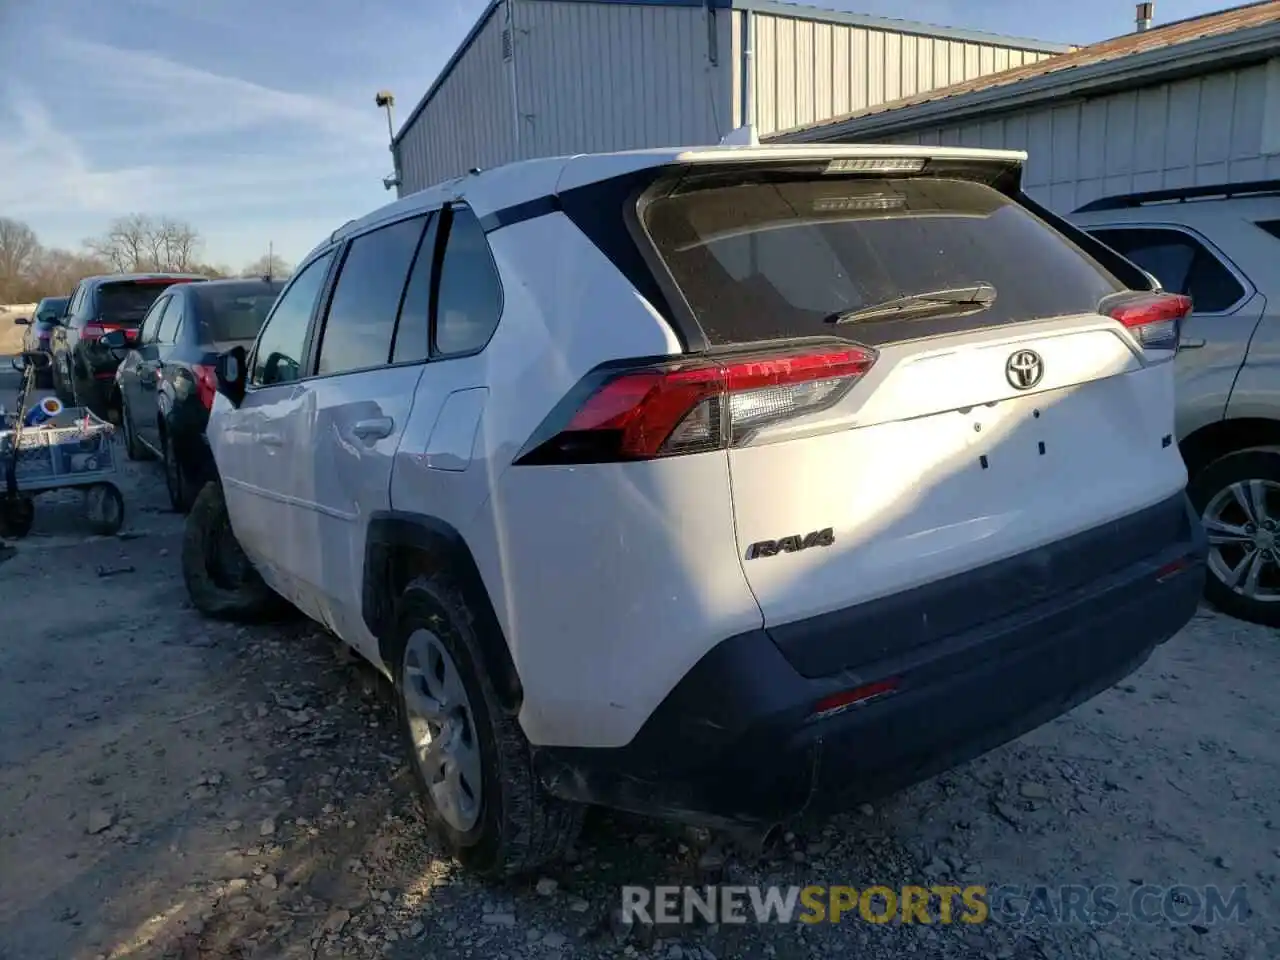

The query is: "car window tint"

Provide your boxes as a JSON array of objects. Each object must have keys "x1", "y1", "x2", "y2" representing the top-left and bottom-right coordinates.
[
  {"x1": 434, "y1": 207, "x2": 504, "y2": 357},
  {"x1": 645, "y1": 177, "x2": 1123, "y2": 347},
  {"x1": 316, "y1": 216, "x2": 427, "y2": 377},
  {"x1": 139, "y1": 297, "x2": 169, "y2": 344},
  {"x1": 391, "y1": 213, "x2": 439, "y2": 365},
  {"x1": 1090, "y1": 227, "x2": 1245, "y2": 313},
  {"x1": 251, "y1": 251, "x2": 334, "y2": 387},
  {"x1": 157, "y1": 296, "x2": 184, "y2": 345}
]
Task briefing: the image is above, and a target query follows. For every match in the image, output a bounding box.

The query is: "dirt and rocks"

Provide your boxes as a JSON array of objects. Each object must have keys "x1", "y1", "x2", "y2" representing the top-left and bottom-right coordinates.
[{"x1": 1, "y1": 367, "x2": 1278, "y2": 960}]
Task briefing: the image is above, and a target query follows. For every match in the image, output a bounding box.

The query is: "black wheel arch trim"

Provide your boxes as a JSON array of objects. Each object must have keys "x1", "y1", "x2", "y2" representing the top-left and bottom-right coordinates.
[{"x1": 364, "y1": 511, "x2": 522, "y2": 712}]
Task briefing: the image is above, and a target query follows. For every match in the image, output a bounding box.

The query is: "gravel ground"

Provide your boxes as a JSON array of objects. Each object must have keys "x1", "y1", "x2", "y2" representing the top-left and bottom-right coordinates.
[{"x1": 1, "y1": 364, "x2": 1277, "y2": 960}]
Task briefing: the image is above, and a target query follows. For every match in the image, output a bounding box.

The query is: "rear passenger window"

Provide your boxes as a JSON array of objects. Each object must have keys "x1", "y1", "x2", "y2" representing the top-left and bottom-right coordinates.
[
  {"x1": 390, "y1": 214, "x2": 439, "y2": 365},
  {"x1": 1090, "y1": 227, "x2": 1246, "y2": 313},
  {"x1": 434, "y1": 207, "x2": 503, "y2": 357},
  {"x1": 157, "y1": 297, "x2": 184, "y2": 345},
  {"x1": 316, "y1": 216, "x2": 427, "y2": 377}
]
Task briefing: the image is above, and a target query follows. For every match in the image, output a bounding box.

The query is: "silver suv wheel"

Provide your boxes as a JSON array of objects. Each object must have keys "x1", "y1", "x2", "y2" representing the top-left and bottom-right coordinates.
[
  {"x1": 1202, "y1": 478, "x2": 1280, "y2": 603},
  {"x1": 402, "y1": 627, "x2": 483, "y2": 832}
]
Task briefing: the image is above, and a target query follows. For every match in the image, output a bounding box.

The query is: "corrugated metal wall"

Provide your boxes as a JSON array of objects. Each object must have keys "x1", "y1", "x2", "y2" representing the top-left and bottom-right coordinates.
[
  {"x1": 396, "y1": 7, "x2": 515, "y2": 194},
  {"x1": 743, "y1": 10, "x2": 1056, "y2": 138},
  {"x1": 867, "y1": 63, "x2": 1280, "y2": 212},
  {"x1": 513, "y1": 1, "x2": 732, "y2": 160},
  {"x1": 397, "y1": 1, "x2": 734, "y2": 192}
]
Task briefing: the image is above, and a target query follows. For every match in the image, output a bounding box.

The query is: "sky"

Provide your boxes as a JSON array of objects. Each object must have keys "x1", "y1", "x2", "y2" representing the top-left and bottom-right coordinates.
[{"x1": 0, "y1": 0, "x2": 1243, "y2": 268}]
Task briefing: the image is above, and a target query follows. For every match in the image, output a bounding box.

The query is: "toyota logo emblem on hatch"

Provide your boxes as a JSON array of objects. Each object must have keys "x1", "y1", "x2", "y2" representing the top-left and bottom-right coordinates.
[{"x1": 1005, "y1": 349, "x2": 1044, "y2": 391}]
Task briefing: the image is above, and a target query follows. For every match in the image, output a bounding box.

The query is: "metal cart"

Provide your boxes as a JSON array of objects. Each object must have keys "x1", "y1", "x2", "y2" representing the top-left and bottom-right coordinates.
[{"x1": 0, "y1": 355, "x2": 125, "y2": 539}]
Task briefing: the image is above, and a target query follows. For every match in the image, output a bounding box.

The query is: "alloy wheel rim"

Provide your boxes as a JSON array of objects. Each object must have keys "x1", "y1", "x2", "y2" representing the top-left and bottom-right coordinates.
[
  {"x1": 401, "y1": 628, "x2": 483, "y2": 832},
  {"x1": 1202, "y1": 478, "x2": 1280, "y2": 603}
]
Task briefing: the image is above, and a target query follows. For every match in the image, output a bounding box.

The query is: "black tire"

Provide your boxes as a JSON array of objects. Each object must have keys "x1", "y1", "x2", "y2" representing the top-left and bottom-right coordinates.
[
  {"x1": 120, "y1": 399, "x2": 152, "y2": 462},
  {"x1": 84, "y1": 483, "x2": 124, "y2": 536},
  {"x1": 0, "y1": 497, "x2": 35, "y2": 539},
  {"x1": 1187, "y1": 445, "x2": 1280, "y2": 627},
  {"x1": 163, "y1": 434, "x2": 194, "y2": 513},
  {"x1": 52, "y1": 355, "x2": 72, "y2": 405},
  {"x1": 391, "y1": 575, "x2": 583, "y2": 876},
  {"x1": 182, "y1": 481, "x2": 290, "y2": 622}
]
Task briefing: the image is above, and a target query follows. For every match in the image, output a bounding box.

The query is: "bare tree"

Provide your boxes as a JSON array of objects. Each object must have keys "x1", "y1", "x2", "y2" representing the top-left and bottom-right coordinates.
[
  {"x1": 84, "y1": 214, "x2": 205, "y2": 273},
  {"x1": 241, "y1": 253, "x2": 293, "y2": 280},
  {"x1": 0, "y1": 217, "x2": 41, "y2": 301}
]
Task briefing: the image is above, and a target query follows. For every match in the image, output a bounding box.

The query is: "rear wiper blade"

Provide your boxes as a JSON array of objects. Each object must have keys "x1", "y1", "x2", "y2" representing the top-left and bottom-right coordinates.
[{"x1": 826, "y1": 282, "x2": 997, "y2": 325}]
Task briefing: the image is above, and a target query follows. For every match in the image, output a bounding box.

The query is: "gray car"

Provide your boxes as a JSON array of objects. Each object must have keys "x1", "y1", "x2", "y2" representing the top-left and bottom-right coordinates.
[{"x1": 1071, "y1": 180, "x2": 1280, "y2": 626}]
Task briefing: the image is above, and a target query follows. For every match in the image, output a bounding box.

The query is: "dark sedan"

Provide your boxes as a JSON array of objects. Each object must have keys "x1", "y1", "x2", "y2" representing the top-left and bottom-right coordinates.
[
  {"x1": 107, "y1": 277, "x2": 283, "y2": 511},
  {"x1": 51, "y1": 272, "x2": 207, "y2": 419},
  {"x1": 14, "y1": 296, "x2": 69, "y2": 387}
]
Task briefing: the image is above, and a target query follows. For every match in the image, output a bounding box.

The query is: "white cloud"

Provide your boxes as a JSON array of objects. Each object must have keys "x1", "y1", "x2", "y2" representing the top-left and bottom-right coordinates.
[{"x1": 53, "y1": 36, "x2": 386, "y2": 146}]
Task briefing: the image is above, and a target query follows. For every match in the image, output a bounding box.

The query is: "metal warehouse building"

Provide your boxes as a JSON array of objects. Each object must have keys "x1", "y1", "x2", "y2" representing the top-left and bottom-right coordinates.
[
  {"x1": 392, "y1": 0, "x2": 1071, "y2": 194},
  {"x1": 774, "y1": 1, "x2": 1280, "y2": 212}
]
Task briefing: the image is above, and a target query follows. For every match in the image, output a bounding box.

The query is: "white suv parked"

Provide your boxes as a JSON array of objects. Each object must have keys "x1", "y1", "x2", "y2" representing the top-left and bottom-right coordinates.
[
  {"x1": 1070, "y1": 181, "x2": 1280, "y2": 626},
  {"x1": 184, "y1": 144, "x2": 1207, "y2": 876}
]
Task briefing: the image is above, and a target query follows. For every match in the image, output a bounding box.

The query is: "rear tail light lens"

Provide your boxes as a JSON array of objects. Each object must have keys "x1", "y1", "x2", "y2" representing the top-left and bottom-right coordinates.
[
  {"x1": 1104, "y1": 292, "x2": 1193, "y2": 354},
  {"x1": 82, "y1": 323, "x2": 106, "y2": 341},
  {"x1": 193, "y1": 365, "x2": 217, "y2": 409},
  {"x1": 516, "y1": 342, "x2": 877, "y2": 465}
]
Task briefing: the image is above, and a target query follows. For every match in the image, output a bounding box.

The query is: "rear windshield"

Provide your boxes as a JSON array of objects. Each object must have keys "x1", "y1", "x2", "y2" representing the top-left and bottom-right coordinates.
[
  {"x1": 97, "y1": 281, "x2": 184, "y2": 325},
  {"x1": 35, "y1": 299, "x2": 67, "y2": 323},
  {"x1": 194, "y1": 283, "x2": 284, "y2": 342},
  {"x1": 643, "y1": 176, "x2": 1125, "y2": 346}
]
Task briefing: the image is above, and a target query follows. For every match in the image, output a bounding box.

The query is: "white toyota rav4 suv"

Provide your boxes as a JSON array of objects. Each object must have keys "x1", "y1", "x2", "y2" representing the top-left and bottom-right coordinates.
[{"x1": 184, "y1": 143, "x2": 1207, "y2": 876}]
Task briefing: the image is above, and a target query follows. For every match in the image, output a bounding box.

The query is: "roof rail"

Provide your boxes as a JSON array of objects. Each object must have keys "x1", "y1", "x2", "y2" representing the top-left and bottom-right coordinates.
[{"x1": 1074, "y1": 180, "x2": 1280, "y2": 213}]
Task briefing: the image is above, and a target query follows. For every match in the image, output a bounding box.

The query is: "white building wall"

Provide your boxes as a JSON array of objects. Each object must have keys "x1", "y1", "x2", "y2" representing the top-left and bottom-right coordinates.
[
  {"x1": 742, "y1": 10, "x2": 1057, "y2": 138},
  {"x1": 866, "y1": 61, "x2": 1280, "y2": 212},
  {"x1": 512, "y1": 0, "x2": 733, "y2": 161},
  {"x1": 396, "y1": 7, "x2": 515, "y2": 195}
]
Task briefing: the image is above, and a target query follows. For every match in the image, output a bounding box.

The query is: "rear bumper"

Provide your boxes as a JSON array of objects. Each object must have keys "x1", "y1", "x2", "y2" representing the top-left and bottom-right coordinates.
[{"x1": 532, "y1": 492, "x2": 1206, "y2": 828}]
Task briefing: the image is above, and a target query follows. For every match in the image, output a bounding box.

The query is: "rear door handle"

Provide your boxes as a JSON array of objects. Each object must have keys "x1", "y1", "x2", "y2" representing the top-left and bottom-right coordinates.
[
  {"x1": 1178, "y1": 338, "x2": 1206, "y2": 351},
  {"x1": 259, "y1": 433, "x2": 285, "y2": 447},
  {"x1": 352, "y1": 416, "x2": 394, "y2": 441}
]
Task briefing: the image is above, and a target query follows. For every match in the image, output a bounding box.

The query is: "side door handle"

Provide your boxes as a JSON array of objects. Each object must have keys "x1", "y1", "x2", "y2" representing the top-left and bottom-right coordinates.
[
  {"x1": 259, "y1": 433, "x2": 285, "y2": 447},
  {"x1": 1178, "y1": 338, "x2": 1207, "y2": 351},
  {"x1": 352, "y1": 416, "x2": 394, "y2": 441}
]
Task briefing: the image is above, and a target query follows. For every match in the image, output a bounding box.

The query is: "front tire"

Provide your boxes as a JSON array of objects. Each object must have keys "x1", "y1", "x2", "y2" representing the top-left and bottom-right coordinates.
[
  {"x1": 182, "y1": 481, "x2": 289, "y2": 622},
  {"x1": 392, "y1": 575, "x2": 583, "y2": 876},
  {"x1": 1188, "y1": 446, "x2": 1280, "y2": 627}
]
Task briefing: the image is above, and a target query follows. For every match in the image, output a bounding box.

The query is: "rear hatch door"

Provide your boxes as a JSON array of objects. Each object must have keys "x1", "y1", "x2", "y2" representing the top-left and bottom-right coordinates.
[{"x1": 644, "y1": 166, "x2": 1188, "y2": 642}]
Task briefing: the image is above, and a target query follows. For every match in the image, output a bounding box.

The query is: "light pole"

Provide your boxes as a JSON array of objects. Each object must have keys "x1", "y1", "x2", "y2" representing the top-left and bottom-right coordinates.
[{"x1": 376, "y1": 91, "x2": 401, "y2": 191}]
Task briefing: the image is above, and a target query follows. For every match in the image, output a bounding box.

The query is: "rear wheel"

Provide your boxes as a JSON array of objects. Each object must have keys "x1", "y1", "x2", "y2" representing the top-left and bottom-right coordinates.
[
  {"x1": 392, "y1": 575, "x2": 583, "y2": 876},
  {"x1": 1188, "y1": 446, "x2": 1280, "y2": 627},
  {"x1": 182, "y1": 481, "x2": 289, "y2": 622}
]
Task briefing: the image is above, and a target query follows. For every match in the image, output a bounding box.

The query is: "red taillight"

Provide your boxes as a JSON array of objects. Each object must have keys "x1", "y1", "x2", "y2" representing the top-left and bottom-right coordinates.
[
  {"x1": 517, "y1": 343, "x2": 877, "y2": 465},
  {"x1": 82, "y1": 323, "x2": 106, "y2": 341},
  {"x1": 193, "y1": 365, "x2": 217, "y2": 410},
  {"x1": 810, "y1": 678, "x2": 900, "y2": 720},
  {"x1": 1104, "y1": 292, "x2": 1192, "y2": 353}
]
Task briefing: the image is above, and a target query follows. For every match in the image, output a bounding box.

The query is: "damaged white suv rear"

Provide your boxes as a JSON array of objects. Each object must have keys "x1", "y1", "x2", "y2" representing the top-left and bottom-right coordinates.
[{"x1": 184, "y1": 144, "x2": 1207, "y2": 876}]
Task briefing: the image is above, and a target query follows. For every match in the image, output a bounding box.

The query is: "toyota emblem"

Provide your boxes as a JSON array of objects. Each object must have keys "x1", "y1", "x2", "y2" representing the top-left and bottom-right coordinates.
[{"x1": 1005, "y1": 349, "x2": 1044, "y2": 390}]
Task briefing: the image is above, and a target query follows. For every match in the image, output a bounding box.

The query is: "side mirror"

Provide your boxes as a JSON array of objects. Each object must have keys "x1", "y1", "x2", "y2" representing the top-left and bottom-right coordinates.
[
  {"x1": 13, "y1": 317, "x2": 29, "y2": 326},
  {"x1": 100, "y1": 330, "x2": 128, "y2": 349},
  {"x1": 215, "y1": 345, "x2": 247, "y2": 407}
]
